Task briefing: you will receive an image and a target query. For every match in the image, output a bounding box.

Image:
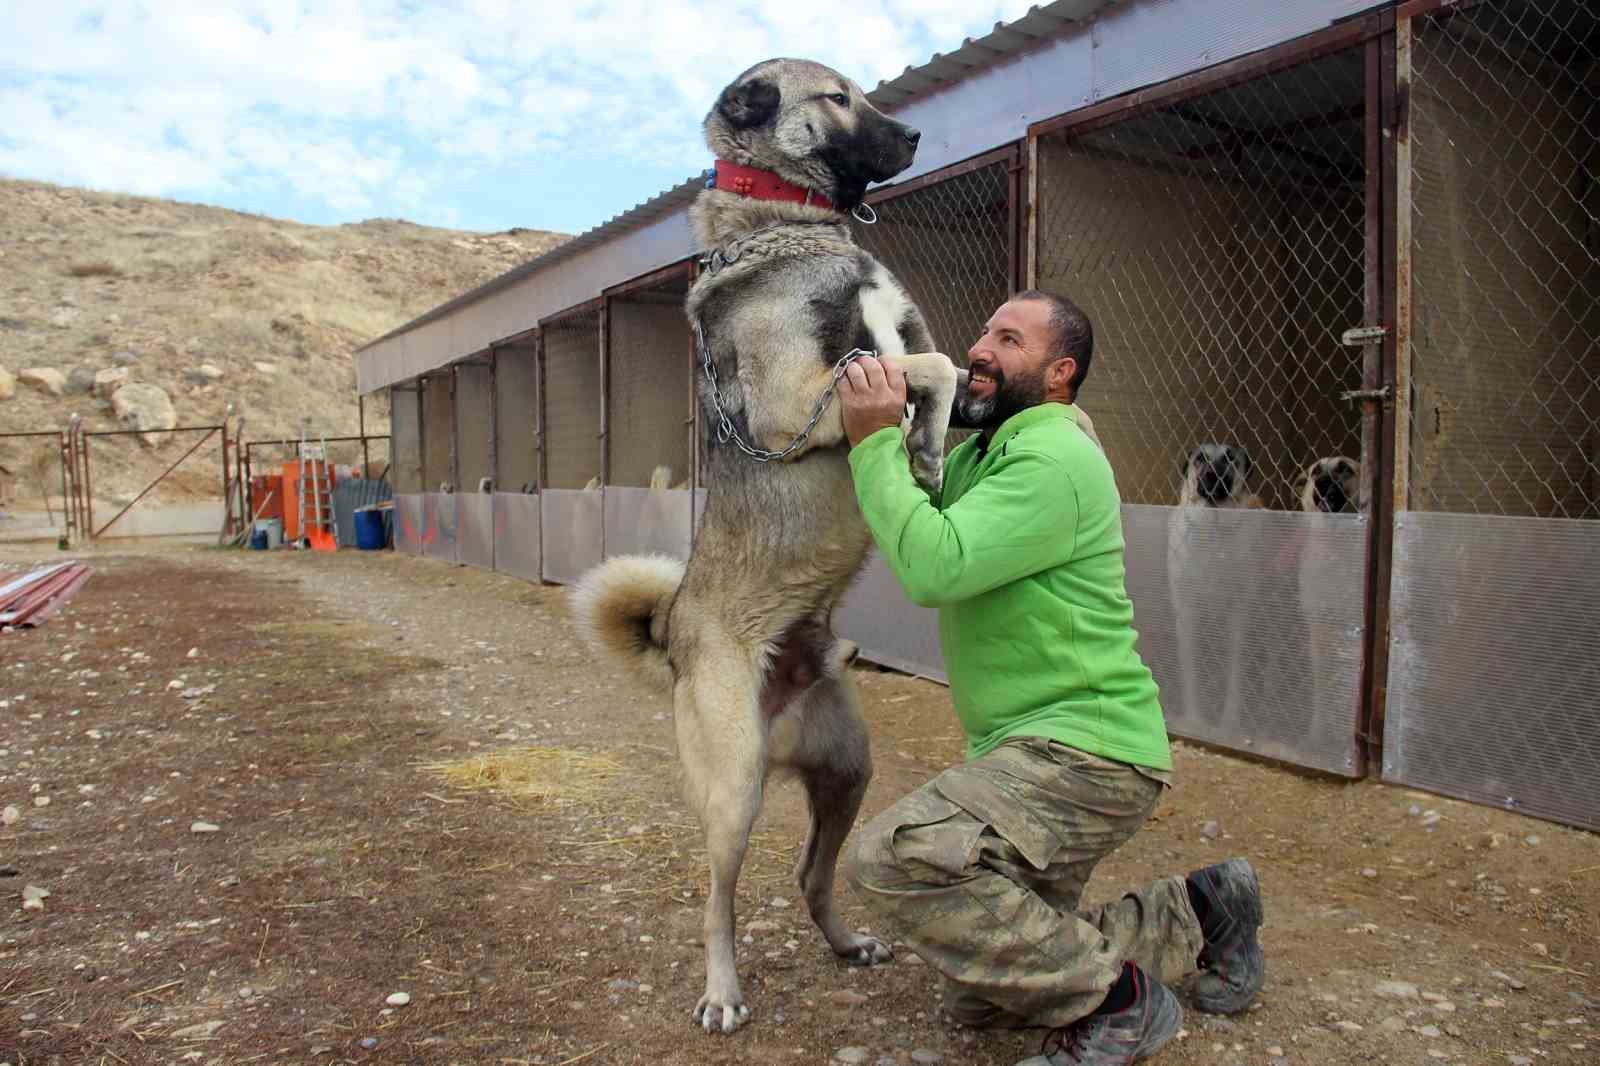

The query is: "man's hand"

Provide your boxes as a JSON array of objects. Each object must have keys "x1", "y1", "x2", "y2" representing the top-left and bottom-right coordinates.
[{"x1": 838, "y1": 356, "x2": 907, "y2": 447}]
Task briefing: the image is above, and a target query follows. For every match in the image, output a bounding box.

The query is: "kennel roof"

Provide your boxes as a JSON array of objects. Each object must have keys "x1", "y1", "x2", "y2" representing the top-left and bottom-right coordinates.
[{"x1": 355, "y1": 0, "x2": 1384, "y2": 394}]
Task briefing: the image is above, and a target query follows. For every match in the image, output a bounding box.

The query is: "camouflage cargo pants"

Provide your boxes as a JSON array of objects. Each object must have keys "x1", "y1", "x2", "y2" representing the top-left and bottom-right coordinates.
[{"x1": 848, "y1": 735, "x2": 1205, "y2": 1029}]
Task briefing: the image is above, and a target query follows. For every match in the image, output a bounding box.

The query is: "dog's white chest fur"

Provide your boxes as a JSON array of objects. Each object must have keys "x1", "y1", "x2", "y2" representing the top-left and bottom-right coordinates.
[{"x1": 859, "y1": 267, "x2": 910, "y2": 359}]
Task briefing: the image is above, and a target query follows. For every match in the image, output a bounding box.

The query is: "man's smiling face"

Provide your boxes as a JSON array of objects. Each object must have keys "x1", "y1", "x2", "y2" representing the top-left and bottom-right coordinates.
[{"x1": 958, "y1": 297, "x2": 1063, "y2": 430}]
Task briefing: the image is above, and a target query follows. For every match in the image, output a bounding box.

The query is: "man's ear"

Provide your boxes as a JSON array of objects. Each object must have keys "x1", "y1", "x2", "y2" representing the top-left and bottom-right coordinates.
[
  {"x1": 716, "y1": 77, "x2": 780, "y2": 129},
  {"x1": 1048, "y1": 356, "x2": 1078, "y2": 396}
]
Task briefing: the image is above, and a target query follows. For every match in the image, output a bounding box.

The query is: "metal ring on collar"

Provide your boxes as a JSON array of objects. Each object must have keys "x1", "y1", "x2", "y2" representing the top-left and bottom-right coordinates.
[{"x1": 851, "y1": 203, "x2": 878, "y2": 225}]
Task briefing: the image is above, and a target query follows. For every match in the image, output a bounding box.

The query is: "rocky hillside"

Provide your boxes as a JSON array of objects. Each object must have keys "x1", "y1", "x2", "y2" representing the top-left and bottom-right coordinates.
[{"x1": 0, "y1": 177, "x2": 567, "y2": 510}]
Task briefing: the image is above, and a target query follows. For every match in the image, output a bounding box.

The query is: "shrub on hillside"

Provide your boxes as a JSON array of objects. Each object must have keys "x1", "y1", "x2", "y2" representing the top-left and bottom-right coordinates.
[{"x1": 67, "y1": 260, "x2": 122, "y2": 278}]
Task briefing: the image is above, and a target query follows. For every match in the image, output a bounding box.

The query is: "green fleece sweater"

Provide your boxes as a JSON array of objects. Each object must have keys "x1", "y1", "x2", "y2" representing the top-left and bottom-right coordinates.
[{"x1": 847, "y1": 402, "x2": 1171, "y2": 770}]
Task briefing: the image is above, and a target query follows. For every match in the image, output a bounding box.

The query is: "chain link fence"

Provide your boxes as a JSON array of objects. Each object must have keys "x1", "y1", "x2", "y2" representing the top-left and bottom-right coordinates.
[
  {"x1": 1037, "y1": 49, "x2": 1369, "y2": 511},
  {"x1": 855, "y1": 155, "x2": 1015, "y2": 454},
  {"x1": 1032, "y1": 44, "x2": 1373, "y2": 776},
  {"x1": 390, "y1": 384, "x2": 423, "y2": 494},
  {"x1": 1407, "y1": 0, "x2": 1600, "y2": 518},
  {"x1": 493, "y1": 343, "x2": 540, "y2": 494},
  {"x1": 1383, "y1": 0, "x2": 1600, "y2": 832},
  {"x1": 420, "y1": 372, "x2": 454, "y2": 491},
  {"x1": 541, "y1": 310, "x2": 603, "y2": 490},
  {"x1": 454, "y1": 360, "x2": 493, "y2": 491},
  {"x1": 608, "y1": 274, "x2": 693, "y2": 489}
]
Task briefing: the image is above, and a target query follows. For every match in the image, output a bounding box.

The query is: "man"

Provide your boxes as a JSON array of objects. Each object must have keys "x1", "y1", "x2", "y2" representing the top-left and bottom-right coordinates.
[{"x1": 837, "y1": 291, "x2": 1264, "y2": 1066}]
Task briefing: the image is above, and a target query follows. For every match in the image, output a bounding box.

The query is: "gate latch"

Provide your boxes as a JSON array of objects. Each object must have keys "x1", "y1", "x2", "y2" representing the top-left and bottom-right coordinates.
[
  {"x1": 1340, "y1": 384, "x2": 1393, "y2": 405},
  {"x1": 1340, "y1": 325, "x2": 1389, "y2": 346}
]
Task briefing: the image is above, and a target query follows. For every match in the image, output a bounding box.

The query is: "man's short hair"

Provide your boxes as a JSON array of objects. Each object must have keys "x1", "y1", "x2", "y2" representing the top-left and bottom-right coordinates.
[{"x1": 1014, "y1": 289, "x2": 1094, "y2": 396}]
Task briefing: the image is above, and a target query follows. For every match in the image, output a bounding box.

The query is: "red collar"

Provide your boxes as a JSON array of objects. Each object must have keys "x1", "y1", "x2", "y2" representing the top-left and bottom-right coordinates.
[{"x1": 712, "y1": 159, "x2": 835, "y2": 211}]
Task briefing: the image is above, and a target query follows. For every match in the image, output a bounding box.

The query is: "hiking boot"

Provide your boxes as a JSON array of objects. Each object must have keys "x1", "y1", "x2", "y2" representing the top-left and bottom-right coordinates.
[
  {"x1": 1015, "y1": 969, "x2": 1182, "y2": 1065},
  {"x1": 1187, "y1": 857, "x2": 1265, "y2": 1014}
]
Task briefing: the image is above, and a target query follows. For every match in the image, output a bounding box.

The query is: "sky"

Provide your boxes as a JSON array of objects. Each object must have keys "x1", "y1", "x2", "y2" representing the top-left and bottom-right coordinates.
[{"x1": 1, "y1": 2, "x2": 1034, "y2": 237}]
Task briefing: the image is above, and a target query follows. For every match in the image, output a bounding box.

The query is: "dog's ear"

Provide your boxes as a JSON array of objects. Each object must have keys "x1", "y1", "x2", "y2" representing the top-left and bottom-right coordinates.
[
  {"x1": 1232, "y1": 447, "x2": 1253, "y2": 476},
  {"x1": 716, "y1": 76, "x2": 780, "y2": 129},
  {"x1": 1184, "y1": 448, "x2": 1201, "y2": 474}
]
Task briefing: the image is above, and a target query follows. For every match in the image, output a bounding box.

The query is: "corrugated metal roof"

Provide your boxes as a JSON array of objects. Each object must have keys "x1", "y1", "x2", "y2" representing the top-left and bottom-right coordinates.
[
  {"x1": 357, "y1": 1, "x2": 1118, "y2": 356},
  {"x1": 866, "y1": 1, "x2": 1116, "y2": 107}
]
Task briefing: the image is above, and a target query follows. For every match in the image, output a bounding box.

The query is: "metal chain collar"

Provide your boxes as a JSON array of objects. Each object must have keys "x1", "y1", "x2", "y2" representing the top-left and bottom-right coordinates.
[
  {"x1": 690, "y1": 204, "x2": 879, "y2": 463},
  {"x1": 693, "y1": 320, "x2": 874, "y2": 463}
]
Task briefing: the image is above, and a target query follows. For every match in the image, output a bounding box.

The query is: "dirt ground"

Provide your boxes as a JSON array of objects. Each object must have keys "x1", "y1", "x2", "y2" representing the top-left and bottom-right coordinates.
[{"x1": 2, "y1": 548, "x2": 1596, "y2": 1066}]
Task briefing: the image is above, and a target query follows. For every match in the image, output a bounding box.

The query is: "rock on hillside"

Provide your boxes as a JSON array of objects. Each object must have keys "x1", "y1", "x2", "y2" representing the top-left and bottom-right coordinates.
[{"x1": 0, "y1": 176, "x2": 567, "y2": 504}]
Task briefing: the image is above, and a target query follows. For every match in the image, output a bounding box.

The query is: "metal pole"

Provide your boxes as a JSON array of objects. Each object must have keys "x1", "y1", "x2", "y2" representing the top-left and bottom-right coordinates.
[
  {"x1": 488, "y1": 350, "x2": 499, "y2": 490},
  {"x1": 82, "y1": 427, "x2": 95, "y2": 543},
  {"x1": 535, "y1": 334, "x2": 547, "y2": 491},
  {"x1": 57, "y1": 429, "x2": 71, "y2": 545},
  {"x1": 233, "y1": 417, "x2": 247, "y2": 539},
  {"x1": 220, "y1": 406, "x2": 232, "y2": 540},
  {"x1": 244, "y1": 443, "x2": 255, "y2": 526},
  {"x1": 359, "y1": 393, "x2": 370, "y2": 478},
  {"x1": 449, "y1": 367, "x2": 459, "y2": 492},
  {"x1": 599, "y1": 301, "x2": 610, "y2": 487}
]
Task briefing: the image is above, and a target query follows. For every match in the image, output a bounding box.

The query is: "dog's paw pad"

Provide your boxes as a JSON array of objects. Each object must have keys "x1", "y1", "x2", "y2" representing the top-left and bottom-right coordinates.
[{"x1": 694, "y1": 997, "x2": 752, "y2": 1034}]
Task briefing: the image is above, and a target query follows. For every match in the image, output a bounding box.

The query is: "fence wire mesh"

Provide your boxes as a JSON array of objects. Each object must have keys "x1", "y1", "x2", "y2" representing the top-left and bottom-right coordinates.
[
  {"x1": 421, "y1": 373, "x2": 454, "y2": 491},
  {"x1": 1037, "y1": 48, "x2": 1369, "y2": 510},
  {"x1": 454, "y1": 361, "x2": 493, "y2": 490},
  {"x1": 855, "y1": 158, "x2": 1013, "y2": 453},
  {"x1": 855, "y1": 160, "x2": 1013, "y2": 368},
  {"x1": 493, "y1": 344, "x2": 539, "y2": 493},
  {"x1": 1408, "y1": 0, "x2": 1600, "y2": 518},
  {"x1": 607, "y1": 276, "x2": 693, "y2": 488},
  {"x1": 542, "y1": 310, "x2": 603, "y2": 490}
]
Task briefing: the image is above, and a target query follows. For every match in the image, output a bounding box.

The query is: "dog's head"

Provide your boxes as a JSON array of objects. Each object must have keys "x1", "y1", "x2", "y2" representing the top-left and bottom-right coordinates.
[
  {"x1": 1183, "y1": 443, "x2": 1252, "y2": 505},
  {"x1": 1303, "y1": 456, "x2": 1361, "y2": 513},
  {"x1": 704, "y1": 58, "x2": 920, "y2": 210}
]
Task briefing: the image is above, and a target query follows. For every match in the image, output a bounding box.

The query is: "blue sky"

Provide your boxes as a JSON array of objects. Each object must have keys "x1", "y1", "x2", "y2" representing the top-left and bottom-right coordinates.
[{"x1": 1, "y1": 2, "x2": 1030, "y2": 237}]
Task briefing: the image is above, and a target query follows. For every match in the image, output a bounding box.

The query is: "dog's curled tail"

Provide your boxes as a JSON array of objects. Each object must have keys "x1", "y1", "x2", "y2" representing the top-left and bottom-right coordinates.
[{"x1": 570, "y1": 554, "x2": 685, "y2": 691}]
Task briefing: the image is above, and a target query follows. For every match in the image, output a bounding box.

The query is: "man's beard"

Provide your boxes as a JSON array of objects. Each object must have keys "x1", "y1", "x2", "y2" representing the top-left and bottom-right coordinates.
[{"x1": 955, "y1": 362, "x2": 1050, "y2": 430}]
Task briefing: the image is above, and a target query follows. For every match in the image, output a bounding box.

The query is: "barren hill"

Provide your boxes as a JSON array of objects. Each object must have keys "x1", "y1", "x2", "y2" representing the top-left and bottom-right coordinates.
[{"x1": 0, "y1": 176, "x2": 567, "y2": 514}]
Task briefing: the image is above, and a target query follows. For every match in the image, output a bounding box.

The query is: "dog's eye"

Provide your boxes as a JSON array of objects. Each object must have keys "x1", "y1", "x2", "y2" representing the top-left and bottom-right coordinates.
[{"x1": 827, "y1": 93, "x2": 849, "y2": 106}]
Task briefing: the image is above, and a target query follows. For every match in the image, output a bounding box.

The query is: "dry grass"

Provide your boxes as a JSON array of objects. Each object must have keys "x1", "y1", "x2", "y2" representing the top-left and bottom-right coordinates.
[{"x1": 424, "y1": 746, "x2": 628, "y2": 808}]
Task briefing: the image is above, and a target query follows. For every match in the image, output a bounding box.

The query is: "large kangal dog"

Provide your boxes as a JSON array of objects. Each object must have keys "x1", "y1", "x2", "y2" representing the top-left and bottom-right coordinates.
[{"x1": 572, "y1": 58, "x2": 965, "y2": 1034}]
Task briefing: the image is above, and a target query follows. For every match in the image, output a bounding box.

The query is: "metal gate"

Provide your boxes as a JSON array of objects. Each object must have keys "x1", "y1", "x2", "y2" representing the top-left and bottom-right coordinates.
[{"x1": 1382, "y1": 0, "x2": 1600, "y2": 830}]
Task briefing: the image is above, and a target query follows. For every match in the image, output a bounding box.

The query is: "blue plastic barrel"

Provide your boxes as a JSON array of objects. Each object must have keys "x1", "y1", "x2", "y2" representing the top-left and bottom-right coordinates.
[
  {"x1": 354, "y1": 507, "x2": 386, "y2": 550},
  {"x1": 250, "y1": 528, "x2": 269, "y2": 551}
]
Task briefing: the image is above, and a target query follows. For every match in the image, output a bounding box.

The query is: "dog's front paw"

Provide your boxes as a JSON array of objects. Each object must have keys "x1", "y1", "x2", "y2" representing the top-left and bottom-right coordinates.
[
  {"x1": 694, "y1": 990, "x2": 753, "y2": 1034},
  {"x1": 836, "y1": 933, "x2": 894, "y2": 967},
  {"x1": 909, "y1": 446, "x2": 944, "y2": 495}
]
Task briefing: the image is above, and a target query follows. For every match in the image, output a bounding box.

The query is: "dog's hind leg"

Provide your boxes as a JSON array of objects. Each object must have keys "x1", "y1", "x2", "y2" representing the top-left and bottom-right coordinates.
[
  {"x1": 676, "y1": 661, "x2": 767, "y2": 1034},
  {"x1": 778, "y1": 669, "x2": 894, "y2": 967}
]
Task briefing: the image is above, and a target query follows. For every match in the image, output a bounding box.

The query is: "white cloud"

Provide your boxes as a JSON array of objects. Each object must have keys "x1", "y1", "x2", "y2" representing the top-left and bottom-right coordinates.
[{"x1": 0, "y1": 1, "x2": 1029, "y2": 229}]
